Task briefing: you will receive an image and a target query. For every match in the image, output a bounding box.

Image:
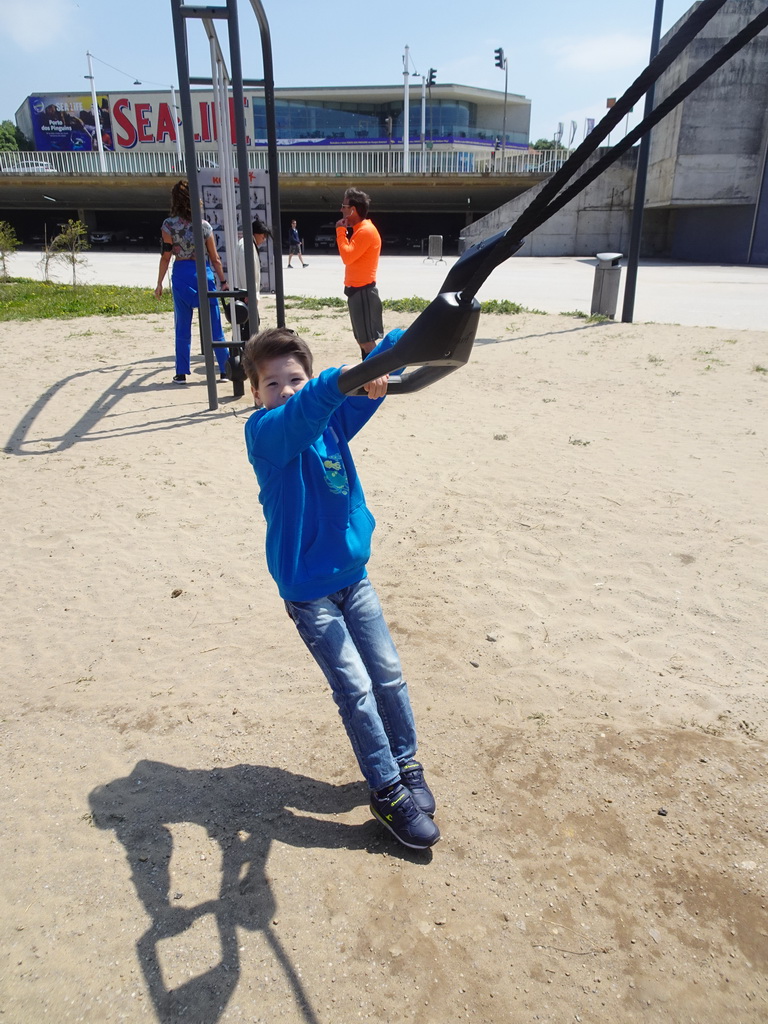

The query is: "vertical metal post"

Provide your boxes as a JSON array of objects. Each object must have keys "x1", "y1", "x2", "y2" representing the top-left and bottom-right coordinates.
[
  {"x1": 621, "y1": 0, "x2": 664, "y2": 323},
  {"x1": 420, "y1": 75, "x2": 426, "y2": 172},
  {"x1": 747, "y1": 115, "x2": 768, "y2": 263},
  {"x1": 247, "y1": 0, "x2": 285, "y2": 326},
  {"x1": 170, "y1": 84, "x2": 183, "y2": 168},
  {"x1": 501, "y1": 56, "x2": 508, "y2": 167},
  {"x1": 86, "y1": 51, "x2": 107, "y2": 173},
  {"x1": 225, "y1": 0, "x2": 259, "y2": 317},
  {"x1": 170, "y1": 0, "x2": 219, "y2": 411},
  {"x1": 403, "y1": 46, "x2": 410, "y2": 173}
]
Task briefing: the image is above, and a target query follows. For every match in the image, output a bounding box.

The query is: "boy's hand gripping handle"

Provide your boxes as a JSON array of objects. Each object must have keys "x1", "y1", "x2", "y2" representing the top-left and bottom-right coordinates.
[
  {"x1": 338, "y1": 292, "x2": 482, "y2": 396},
  {"x1": 338, "y1": 228, "x2": 523, "y2": 397}
]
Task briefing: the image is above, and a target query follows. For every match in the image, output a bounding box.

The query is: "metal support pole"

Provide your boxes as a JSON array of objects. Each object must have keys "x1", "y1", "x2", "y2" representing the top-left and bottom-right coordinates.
[
  {"x1": 621, "y1": 0, "x2": 664, "y2": 323},
  {"x1": 170, "y1": 84, "x2": 183, "y2": 168},
  {"x1": 170, "y1": 0, "x2": 220, "y2": 411},
  {"x1": 247, "y1": 0, "x2": 285, "y2": 326},
  {"x1": 428, "y1": 82, "x2": 434, "y2": 172},
  {"x1": 85, "y1": 51, "x2": 107, "y2": 173},
  {"x1": 225, "y1": 0, "x2": 259, "y2": 317},
  {"x1": 420, "y1": 75, "x2": 426, "y2": 172},
  {"x1": 747, "y1": 114, "x2": 768, "y2": 263},
  {"x1": 403, "y1": 46, "x2": 410, "y2": 173},
  {"x1": 501, "y1": 57, "x2": 508, "y2": 167}
]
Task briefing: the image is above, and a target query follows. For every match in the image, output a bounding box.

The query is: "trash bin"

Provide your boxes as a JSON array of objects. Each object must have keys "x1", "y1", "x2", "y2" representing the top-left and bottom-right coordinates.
[
  {"x1": 425, "y1": 234, "x2": 445, "y2": 263},
  {"x1": 590, "y1": 252, "x2": 623, "y2": 318}
]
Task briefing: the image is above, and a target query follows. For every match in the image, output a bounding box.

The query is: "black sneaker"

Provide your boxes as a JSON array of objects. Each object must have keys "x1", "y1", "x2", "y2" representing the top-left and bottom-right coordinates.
[
  {"x1": 370, "y1": 783, "x2": 440, "y2": 850},
  {"x1": 172, "y1": 374, "x2": 187, "y2": 384},
  {"x1": 399, "y1": 760, "x2": 436, "y2": 817}
]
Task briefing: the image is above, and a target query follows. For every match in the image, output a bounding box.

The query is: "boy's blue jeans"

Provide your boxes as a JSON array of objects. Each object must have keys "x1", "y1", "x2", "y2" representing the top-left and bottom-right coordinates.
[
  {"x1": 284, "y1": 578, "x2": 417, "y2": 792},
  {"x1": 171, "y1": 260, "x2": 228, "y2": 376}
]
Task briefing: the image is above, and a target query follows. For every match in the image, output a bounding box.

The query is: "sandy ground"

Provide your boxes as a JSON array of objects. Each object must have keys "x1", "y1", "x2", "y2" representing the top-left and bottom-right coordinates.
[{"x1": 1, "y1": 297, "x2": 767, "y2": 1024}]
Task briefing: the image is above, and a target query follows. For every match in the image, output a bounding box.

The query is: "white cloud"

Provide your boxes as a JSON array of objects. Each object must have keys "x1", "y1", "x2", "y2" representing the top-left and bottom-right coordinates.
[
  {"x1": 548, "y1": 33, "x2": 649, "y2": 73},
  {"x1": 0, "y1": 0, "x2": 77, "y2": 52}
]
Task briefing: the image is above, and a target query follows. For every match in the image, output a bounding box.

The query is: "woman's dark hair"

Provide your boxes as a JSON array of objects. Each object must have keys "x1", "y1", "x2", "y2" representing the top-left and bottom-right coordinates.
[
  {"x1": 243, "y1": 327, "x2": 313, "y2": 390},
  {"x1": 169, "y1": 180, "x2": 192, "y2": 220},
  {"x1": 343, "y1": 187, "x2": 370, "y2": 219}
]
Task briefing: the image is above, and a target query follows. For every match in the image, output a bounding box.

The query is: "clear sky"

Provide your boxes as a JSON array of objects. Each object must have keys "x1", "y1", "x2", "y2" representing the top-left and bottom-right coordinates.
[{"x1": 1, "y1": 0, "x2": 698, "y2": 143}]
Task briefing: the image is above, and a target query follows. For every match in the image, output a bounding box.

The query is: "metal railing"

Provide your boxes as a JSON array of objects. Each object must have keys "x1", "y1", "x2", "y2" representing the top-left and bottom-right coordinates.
[{"x1": 0, "y1": 147, "x2": 567, "y2": 178}]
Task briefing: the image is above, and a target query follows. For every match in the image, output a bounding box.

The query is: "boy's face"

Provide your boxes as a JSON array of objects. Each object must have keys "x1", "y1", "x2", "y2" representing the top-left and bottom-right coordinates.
[{"x1": 253, "y1": 354, "x2": 309, "y2": 410}]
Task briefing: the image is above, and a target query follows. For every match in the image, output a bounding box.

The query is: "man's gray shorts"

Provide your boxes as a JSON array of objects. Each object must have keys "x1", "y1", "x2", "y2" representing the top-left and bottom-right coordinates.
[{"x1": 344, "y1": 283, "x2": 383, "y2": 349}]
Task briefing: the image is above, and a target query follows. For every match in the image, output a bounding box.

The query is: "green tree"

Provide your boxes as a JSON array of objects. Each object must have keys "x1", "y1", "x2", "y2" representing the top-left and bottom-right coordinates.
[
  {"x1": 531, "y1": 138, "x2": 557, "y2": 150},
  {"x1": 0, "y1": 220, "x2": 21, "y2": 278},
  {"x1": 39, "y1": 227, "x2": 57, "y2": 282},
  {"x1": 51, "y1": 219, "x2": 90, "y2": 286},
  {"x1": 0, "y1": 120, "x2": 32, "y2": 151}
]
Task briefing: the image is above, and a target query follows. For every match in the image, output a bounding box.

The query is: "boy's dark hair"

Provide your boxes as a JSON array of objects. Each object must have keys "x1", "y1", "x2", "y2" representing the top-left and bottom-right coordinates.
[
  {"x1": 344, "y1": 187, "x2": 370, "y2": 219},
  {"x1": 252, "y1": 217, "x2": 271, "y2": 237},
  {"x1": 243, "y1": 327, "x2": 313, "y2": 390}
]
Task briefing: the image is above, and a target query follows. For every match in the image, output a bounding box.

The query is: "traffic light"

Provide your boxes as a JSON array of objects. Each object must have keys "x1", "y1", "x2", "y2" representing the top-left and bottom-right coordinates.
[
  {"x1": 385, "y1": 116, "x2": 393, "y2": 139},
  {"x1": 494, "y1": 47, "x2": 505, "y2": 69},
  {"x1": 427, "y1": 68, "x2": 436, "y2": 86}
]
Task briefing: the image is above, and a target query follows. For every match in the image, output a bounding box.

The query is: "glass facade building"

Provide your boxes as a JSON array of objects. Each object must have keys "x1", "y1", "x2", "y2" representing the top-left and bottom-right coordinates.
[{"x1": 250, "y1": 85, "x2": 529, "y2": 148}]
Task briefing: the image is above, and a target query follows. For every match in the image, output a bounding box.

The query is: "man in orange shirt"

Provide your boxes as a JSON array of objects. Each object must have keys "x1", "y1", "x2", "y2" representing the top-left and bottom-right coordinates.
[{"x1": 336, "y1": 188, "x2": 383, "y2": 357}]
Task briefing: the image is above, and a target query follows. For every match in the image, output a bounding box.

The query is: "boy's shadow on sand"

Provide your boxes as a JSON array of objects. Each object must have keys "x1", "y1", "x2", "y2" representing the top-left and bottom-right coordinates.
[{"x1": 89, "y1": 761, "x2": 429, "y2": 1024}]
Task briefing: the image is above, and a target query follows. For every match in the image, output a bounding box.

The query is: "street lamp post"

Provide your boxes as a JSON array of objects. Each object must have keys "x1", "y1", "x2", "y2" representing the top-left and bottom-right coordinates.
[
  {"x1": 420, "y1": 74, "x2": 427, "y2": 171},
  {"x1": 170, "y1": 84, "x2": 183, "y2": 167},
  {"x1": 85, "y1": 51, "x2": 107, "y2": 173},
  {"x1": 403, "y1": 45, "x2": 410, "y2": 173},
  {"x1": 494, "y1": 46, "x2": 508, "y2": 169},
  {"x1": 427, "y1": 68, "x2": 436, "y2": 174}
]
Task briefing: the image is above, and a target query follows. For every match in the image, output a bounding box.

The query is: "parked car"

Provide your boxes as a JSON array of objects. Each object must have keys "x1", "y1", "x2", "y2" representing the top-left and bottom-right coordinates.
[
  {"x1": 90, "y1": 229, "x2": 127, "y2": 244},
  {"x1": 3, "y1": 158, "x2": 56, "y2": 174},
  {"x1": 312, "y1": 223, "x2": 337, "y2": 248}
]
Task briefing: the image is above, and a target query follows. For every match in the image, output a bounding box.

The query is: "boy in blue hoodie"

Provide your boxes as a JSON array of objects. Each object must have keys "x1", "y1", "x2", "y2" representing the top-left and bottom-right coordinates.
[{"x1": 242, "y1": 327, "x2": 439, "y2": 850}]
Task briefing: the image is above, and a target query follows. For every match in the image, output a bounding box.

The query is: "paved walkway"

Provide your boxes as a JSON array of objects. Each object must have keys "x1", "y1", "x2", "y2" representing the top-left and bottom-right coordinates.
[{"x1": 12, "y1": 249, "x2": 767, "y2": 331}]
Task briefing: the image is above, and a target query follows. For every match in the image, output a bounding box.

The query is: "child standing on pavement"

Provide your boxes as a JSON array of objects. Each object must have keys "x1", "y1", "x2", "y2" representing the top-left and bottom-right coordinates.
[{"x1": 242, "y1": 327, "x2": 439, "y2": 850}]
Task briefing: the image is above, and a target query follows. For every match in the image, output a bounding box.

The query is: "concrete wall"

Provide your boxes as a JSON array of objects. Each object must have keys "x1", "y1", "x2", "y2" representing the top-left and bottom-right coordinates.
[
  {"x1": 647, "y1": 0, "x2": 768, "y2": 209},
  {"x1": 474, "y1": 98, "x2": 531, "y2": 141},
  {"x1": 460, "y1": 152, "x2": 636, "y2": 257}
]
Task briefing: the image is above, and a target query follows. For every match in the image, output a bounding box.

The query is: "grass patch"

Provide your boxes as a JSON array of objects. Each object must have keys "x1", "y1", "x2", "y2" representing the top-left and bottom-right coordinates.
[
  {"x1": 288, "y1": 294, "x2": 543, "y2": 316},
  {"x1": 384, "y1": 296, "x2": 430, "y2": 313},
  {"x1": 1, "y1": 281, "x2": 548, "y2": 323},
  {"x1": 479, "y1": 298, "x2": 525, "y2": 314},
  {"x1": 285, "y1": 295, "x2": 347, "y2": 310},
  {"x1": 560, "y1": 309, "x2": 612, "y2": 323},
  {"x1": 0, "y1": 278, "x2": 173, "y2": 321}
]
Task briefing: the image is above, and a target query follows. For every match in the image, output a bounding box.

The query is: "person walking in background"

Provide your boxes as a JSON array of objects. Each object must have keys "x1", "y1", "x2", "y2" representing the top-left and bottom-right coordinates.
[
  {"x1": 286, "y1": 219, "x2": 307, "y2": 269},
  {"x1": 234, "y1": 217, "x2": 272, "y2": 336},
  {"x1": 335, "y1": 188, "x2": 383, "y2": 357},
  {"x1": 154, "y1": 179, "x2": 230, "y2": 384}
]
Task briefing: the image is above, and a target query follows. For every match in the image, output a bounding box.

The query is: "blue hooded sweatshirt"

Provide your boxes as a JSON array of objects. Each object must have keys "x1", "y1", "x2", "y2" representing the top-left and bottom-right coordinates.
[{"x1": 245, "y1": 330, "x2": 403, "y2": 602}]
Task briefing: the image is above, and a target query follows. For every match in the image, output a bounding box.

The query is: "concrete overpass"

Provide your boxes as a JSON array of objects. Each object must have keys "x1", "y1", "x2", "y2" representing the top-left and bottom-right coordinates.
[{"x1": 0, "y1": 169, "x2": 547, "y2": 217}]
